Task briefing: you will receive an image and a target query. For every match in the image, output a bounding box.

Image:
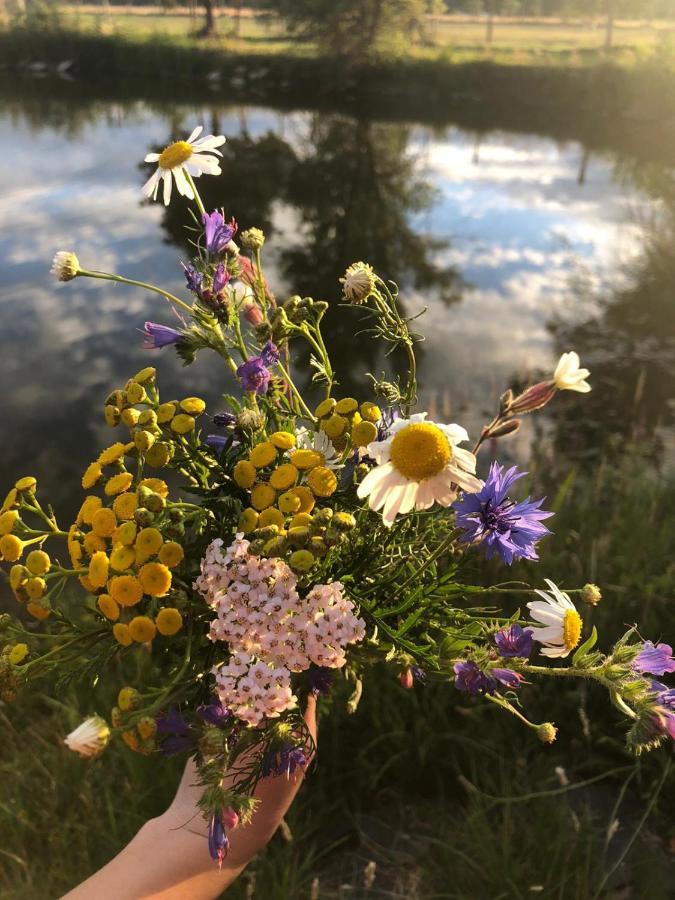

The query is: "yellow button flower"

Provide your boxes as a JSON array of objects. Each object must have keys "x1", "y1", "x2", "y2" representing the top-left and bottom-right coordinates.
[
  {"x1": 0, "y1": 510, "x2": 19, "y2": 535},
  {"x1": 112, "y1": 623, "x2": 134, "y2": 646},
  {"x1": 91, "y1": 508, "x2": 117, "y2": 538},
  {"x1": 8, "y1": 643, "x2": 28, "y2": 665},
  {"x1": 82, "y1": 462, "x2": 103, "y2": 490},
  {"x1": 307, "y1": 466, "x2": 338, "y2": 498},
  {"x1": 2, "y1": 488, "x2": 18, "y2": 511},
  {"x1": 156, "y1": 607, "x2": 183, "y2": 636},
  {"x1": 26, "y1": 577, "x2": 47, "y2": 600},
  {"x1": 251, "y1": 483, "x2": 276, "y2": 511},
  {"x1": 113, "y1": 521, "x2": 137, "y2": 546},
  {"x1": 129, "y1": 616, "x2": 157, "y2": 643},
  {"x1": 269, "y1": 464, "x2": 299, "y2": 491},
  {"x1": 27, "y1": 601, "x2": 50, "y2": 620},
  {"x1": 110, "y1": 544, "x2": 136, "y2": 571},
  {"x1": 9, "y1": 564, "x2": 28, "y2": 591},
  {"x1": 156, "y1": 402, "x2": 177, "y2": 424},
  {"x1": 68, "y1": 528, "x2": 83, "y2": 567},
  {"x1": 270, "y1": 431, "x2": 296, "y2": 450},
  {"x1": 258, "y1": 507, "x2": 285, "y2": 529},
  {"x1": 249, "y1": 442, "x2": 277, "y2": 468},
  {"x1": 352, "y1": 420, "x2": 378, "y2": 447},
  {"x1": 0, "y1": 534, "x2": 23, "y2": 562},
  {"x1": 134, "y1": 430, "x2": 156, "y2": 453},
  {"x1": 126, "y1": 382, "x2": 146, "y2": 405},
  {"x1": 335, "y1": 397, "x2": 358, "y2": 415},
  {"x1": 138, "y1": 562, "x2": 172, "y2": 597},
  {"x1": 110, "y1": 575, "x2": 143, "y2": 607},
  {"x1": 238, "y1": 507, "x2": 259, "y2": 533},
  {"x1": 98, "y1": 442, "x2": 128, "y2": 466},
  {"x1": 77, "y1": 495, "x2": 103, "y2": 526},
  {"x1": 289, "y1": 486, "x2": 315, "y2": 513},
  {"x1": 97, "y1": 593, "x2": 120, "y2": 621},
  {"x1": 289, "y1": 550, "x2": 315, "y2": 572},
  {"x1": 233, "y1": 460, "x2": 256, "y2": 489},
  {"x1": 118, "y1": 687, "x2": 140, "y2": 711},
  {"x1": 289, "y1": 449, "x2": 323, "y2": 470},
  {"x1": 83, "y1": 531, "x2": 107, "y2": 555},
  {"x1": 112, "y1": 492, "x2": 137, "y2": 520},
  {"x1": 314, "y1": 398, "x2": 336, "y2": 418},
  {"x1": 180, "y1": 397, "x2": 206, "y2": 415},
  {"x1": 26, "y1": 549, "x2": 50, "y2": 576},
  {"x1": 360, "y1": 401, "x2": 382, "y2": 422},
  {"x1": 145, "y1": 442, "x2": 171, "y2": 468},
  {"x1": 121, "y1": 408, "x2": 141, "y2": 428},
  {"x1": 79, "y1": 574, "x2": 96, "y2": 593},
  {"x1": 105, "y1": 472, "x2": 134, "y2": 496},
  {"x1": 133, "y1": 366, "x2": 156, "y2": 385},
  {"x1": 322, "y1": 414, "x2": 347, "y2": 439},
  {"x1": 158, "y1": 541, "x2": 184, "y2": 567},
  {"x1": 15, "y1": 476, "x2": 37, "y2": 492},
  {"x1": 290, "y1": 512, "x2": 313, "y2": 529},
  {"x1": 139, "y1": 478, "x2": 169, "y2": 499},
  {"x1": 135, "y1": 527, "x2": 163, "y2": 562},
  {"x1": 104, "y1": 405, "x2": 120, "y2": 427},
  {"x1": 171, "y1": 414, "x2": 195, "y2": 435},
  {"x1": 137, "y1": 716, "x2": 157, "y2": 740},
  {"x1": 278, "y1": 492, "x2": 301, "y2": 515}
]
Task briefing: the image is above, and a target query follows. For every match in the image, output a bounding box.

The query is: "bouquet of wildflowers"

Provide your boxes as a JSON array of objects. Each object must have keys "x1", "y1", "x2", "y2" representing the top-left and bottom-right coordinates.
[{"x1": 2, "y1": 126, "x2": 674, "y2": 865}]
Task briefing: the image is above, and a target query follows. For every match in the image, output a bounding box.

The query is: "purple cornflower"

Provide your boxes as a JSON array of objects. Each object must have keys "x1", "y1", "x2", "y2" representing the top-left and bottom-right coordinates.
[
  {"x1": 213, "y1": 411, "x2": 237, "y2": 428},
  {"x1": 143, "y1": 321, "x2": 183, "y2": 350},
  {"x1": 212, "y1": 262, "x2": 230, "y2": 294},
  {"x1": 308, "y1": 665, "x2": 334, "y2": 696},
  {"x1": 204, "y1": 434, "x2": 228, "y2": 453},
  {"x1": 156, "y1": 708, "x2": 194, "y2": 755},
  {"x1": 494, "y1": 623, "x2": 534, "y2": 659},
  {"x1": 236, "y1": 355, "x2": 271, "y2": 395},
  {"x1": 197, "y1": 700, "x2": 232, "y2": 727},
  {"x1": 260, "y1": 340, "x2": 279, "y2": 367},
  {"x1": 633, "y1": 641, "x2": 675, "y2": 676},
  {"x1": 208, "y1": 813, "x2": 229, "y2": 867},
  {"x1": 453, "y1": 660, "x2": 495, "y2": 695},
  {"x1": 453, "y1": 462, "x2": 552, "y2": 565},
  {"x1": 202, "y1": 211, "x2": 237, "y2": 255},
  {"x1": 182, "y1": 262, "x2": 203, "y2": 294}
]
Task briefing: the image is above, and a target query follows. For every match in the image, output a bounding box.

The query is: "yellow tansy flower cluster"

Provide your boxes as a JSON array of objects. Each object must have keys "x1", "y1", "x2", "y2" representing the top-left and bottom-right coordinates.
[
  {"x1": 111, "y1": 686, "x2": 158, "y2": 755},
  {"x1": 234, "y1": 428, "x2": 358, "y2": 572},
  {"x1": 314, "y1": 397, "x2": 382, "y2": 450}
]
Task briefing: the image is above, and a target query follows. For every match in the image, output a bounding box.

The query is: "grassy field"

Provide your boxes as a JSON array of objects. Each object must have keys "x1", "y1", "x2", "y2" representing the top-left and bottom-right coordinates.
[{"x1": 26, "y1": 7, "x2": 675, "y2": 65}]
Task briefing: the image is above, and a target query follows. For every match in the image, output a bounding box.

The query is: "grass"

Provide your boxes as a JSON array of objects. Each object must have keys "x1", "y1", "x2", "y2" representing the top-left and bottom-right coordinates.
[{"x1": 2, "y1": 455, "x2": 674, "y2": 898}]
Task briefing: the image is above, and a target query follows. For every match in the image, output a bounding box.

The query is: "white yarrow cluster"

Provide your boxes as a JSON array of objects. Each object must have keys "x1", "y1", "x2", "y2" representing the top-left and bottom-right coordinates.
[{"x1": 196, "y1": 535, "x2": 366, "y2": 726}]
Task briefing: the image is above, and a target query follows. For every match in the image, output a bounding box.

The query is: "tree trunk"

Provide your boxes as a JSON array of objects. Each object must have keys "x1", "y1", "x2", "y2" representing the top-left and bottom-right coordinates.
[
  {"x1": 235, "y1": 0, "x2": 242, "y2": 37},
  {"x1": 202, "y1": 0, "x2": 217, "y2": 37},
  {"x1": 485, "y1": 2, "x2": 495, "y2": 45},
  {"x1": 604, "y1": 0, "x2": 614, "y2": 50}
]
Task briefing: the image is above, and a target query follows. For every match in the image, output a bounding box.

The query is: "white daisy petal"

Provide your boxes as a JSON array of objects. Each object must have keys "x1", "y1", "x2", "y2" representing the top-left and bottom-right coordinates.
[
  {"x1": 141, "y1": 169, "x2": 161, "y2": 199},
  {"x1": 144, "y1": 152, "x2": 160, "y2": 162},
  {"x1": 186, "y1": 125, "x2": 203, "y2": 144},
  {"x1": 162, "y1": 170, "x2": 172, "y2": 206}
]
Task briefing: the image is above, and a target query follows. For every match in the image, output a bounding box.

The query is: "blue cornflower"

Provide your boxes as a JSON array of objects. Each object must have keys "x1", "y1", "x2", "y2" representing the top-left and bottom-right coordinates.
[
  {"x1": 453, "y1": 462, "x2": 552, "y2": 565},
  {"x1": 494, "y1": 623, "x2": 534, "y2": 659},
  {"x1": 634, "y1": 641, "x2": 675, "y2": 676},
  {"x1": 182, "y1": 262, "x2": 203, "y2": 294},
  {"x1": 202, "y1": 211, "x2": 237, "y2": 255},
  {"x1": 143, "y1": 321, "x2": 183, "y2": 350}
]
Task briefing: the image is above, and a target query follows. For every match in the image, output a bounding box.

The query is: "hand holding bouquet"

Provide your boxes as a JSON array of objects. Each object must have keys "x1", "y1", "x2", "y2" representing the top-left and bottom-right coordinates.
[{"x1": 2, "y1": 126, "x2": 673, "y2": 867}]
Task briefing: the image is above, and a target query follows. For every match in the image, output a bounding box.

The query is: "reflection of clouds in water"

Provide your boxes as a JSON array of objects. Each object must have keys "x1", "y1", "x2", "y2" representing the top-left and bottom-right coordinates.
[{"x1": 0, "y1": 105, "x2": 659, "y2": 514}]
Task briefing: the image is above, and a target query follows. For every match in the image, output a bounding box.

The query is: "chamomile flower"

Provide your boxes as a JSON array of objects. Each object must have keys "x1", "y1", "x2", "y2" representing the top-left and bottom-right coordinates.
[
  {"x1": 142, "y1": 126, "x2": 226, "y2": 206},
  {"x1": 527, "y1": 579, "x2": 583, "y2": 658},
  {"x1": 553, "y1": 352, "x2": 591, "y2": 393},
  {"x1": 357, "y1": 413, "x2": 482, "y2": 526},
  {"x1": 64, "y1": 714, "x2": 110, "y2": 758},
  {"x1": 296, "y1": 427, "x2": 339, "y2": 469}
]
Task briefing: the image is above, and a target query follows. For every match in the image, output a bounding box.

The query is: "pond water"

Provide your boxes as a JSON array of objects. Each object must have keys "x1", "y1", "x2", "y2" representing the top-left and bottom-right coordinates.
[{"x1": 1, "y1": 78, "x2": 673, "y2": 523}]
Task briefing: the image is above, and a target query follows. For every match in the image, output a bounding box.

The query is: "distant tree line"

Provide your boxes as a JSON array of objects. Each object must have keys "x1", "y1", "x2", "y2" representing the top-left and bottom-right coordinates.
[{"x1": 443, "y1": 0, "x2": 675, "y2": 18}]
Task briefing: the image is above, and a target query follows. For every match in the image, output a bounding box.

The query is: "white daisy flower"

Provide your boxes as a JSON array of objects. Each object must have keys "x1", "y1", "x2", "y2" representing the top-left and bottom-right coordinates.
[
  {"x1": 357, "y1": 413, "x2": 482, "y2": 527},
  {"x1": 51, "y1": 250, "x2": 80, "y2": 282},
  {"x1": 340, "y1": 261, "x2": 376, "y2": 304},
  {"x1": 527, "y1": 579, "x2": 583, "y2": 658},
  {"x1": 553, "y1": 351, "x2": 591, "y2": 393},
  {"x1": 64, "y1": 714, "x2": 110, "y2": 758},
  {"x1": 296, "y1": 426, "x2": 340, "y2": 469},
  {"x1": 142, "y1": 126, "x2": 226, "y2": 206}
]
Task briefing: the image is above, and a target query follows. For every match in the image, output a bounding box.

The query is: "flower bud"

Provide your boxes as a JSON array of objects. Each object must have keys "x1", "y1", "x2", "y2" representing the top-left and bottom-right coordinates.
[
  {"x1": 400, "y1": 669, "x2": 414, "y2": 690},
  {"x1": 240, "y1": 227, "x2": 265, "y2": 250},
  {"x1": 487, "y1": 418, "x2": 522, "y2": 439},
  {"x1": 509, "y1": 381, "x2": 556, "y2": 415},
  {"x1": 145, "y1": 492, "x2": 166, "y2": 514},
  {"x1": 499, "y1": 389, "x2": 513, "y2": 414},
  {"x1": 242, "y1": 300, "x2": 265, "y2": 326},
  {"x1": 340, "y1": 261, "x2": 376, "y2": 304},
  {"x1": 581, "y1": 583, "x2": 602, "y2": 606},
  {"x1": 236, "y1": 408, "x2": 266, "y2": 435},
  {"x1": 51, "y1": 251, "x2": 80, "y2": 282},
  {"x1": 536, "y1": 722, "x2": 558, "y2": 744},
  {"x1": 222, "y1": 807, "x2": 239, "y2": 830},
  {"x1": 134, "y1": 507, "x2": 154, "y2": 527}
]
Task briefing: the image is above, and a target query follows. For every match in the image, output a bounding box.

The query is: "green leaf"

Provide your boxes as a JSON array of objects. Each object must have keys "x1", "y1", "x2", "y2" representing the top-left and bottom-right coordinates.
[{"x1": 573, "y1": 625, "x2": 598, "y2": 665}]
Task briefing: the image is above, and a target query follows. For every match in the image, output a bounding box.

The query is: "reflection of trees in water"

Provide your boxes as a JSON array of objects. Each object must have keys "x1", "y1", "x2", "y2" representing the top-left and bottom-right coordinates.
[
  {"x1": 156, "y1": 111, "x2": 462, "y2": 397},
  {"x1": 547, "y1": 163, "x2": 675, "y2": 464}
]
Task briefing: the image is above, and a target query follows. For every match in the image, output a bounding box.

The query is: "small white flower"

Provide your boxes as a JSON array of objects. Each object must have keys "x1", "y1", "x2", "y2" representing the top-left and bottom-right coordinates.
[
  {"x1": 553, "y1": 351, "x2": 591, "y2": 393},
  {"x1": 64, "y1": 715, "x2": 110, "y2": 758},
  {"x1": 340, "y1": 261, "x2": 376, "y2": 304},
  {"x1": 527, "y1": 579, "x2": 583, "y2": 658},
  {"x1": 142, "y1": 126, "x2": 226, "y2": 206},
  {"x1": 357, "y1": 413, "x2": 482, "y2": 527},
  {"x1": 51, "y1": 251, "x2": 80, "y2": 282}
]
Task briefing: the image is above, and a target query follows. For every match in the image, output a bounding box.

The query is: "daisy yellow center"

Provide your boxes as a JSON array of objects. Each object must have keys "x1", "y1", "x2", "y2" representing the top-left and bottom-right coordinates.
[
  {"x1": 563, "y1": 609, "x2": 582, "y2": 650},
  {"x1": 389, "y1": 423, "x2": 451, "y2": 481},
  {"x1": 158, "y1": 141, "x2": 193, "y2": 170}
]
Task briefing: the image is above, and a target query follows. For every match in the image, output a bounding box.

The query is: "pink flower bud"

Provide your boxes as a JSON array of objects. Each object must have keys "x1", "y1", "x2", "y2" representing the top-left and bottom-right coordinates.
[
  {"x1": 509, "y1": 381, "x2": 556, "y2": 415},
  {"x1": 400, "y1": 669, "x2": 414, "y2": 690},
  {"x1": 222, "y1": 807, "x2": 239, "y2": 830},
  {"x1": 243, "y1": 301, "x2": 264, "y2": 327}
]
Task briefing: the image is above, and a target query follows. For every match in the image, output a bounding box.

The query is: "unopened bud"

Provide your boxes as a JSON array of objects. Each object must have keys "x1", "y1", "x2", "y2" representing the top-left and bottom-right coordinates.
[
  {"x1": 499, "y1": 389, "x2": 513, "y2": 414},
  {"x1": 510, "y1": 381, "x2": 556, "y2": 415},
  {"x1": 240, "y1": 227, "x2": 265, "y2": 250},
  {"x1": 487, "y1": 418, "x2": 521, "y2": 439},
  {"x1": 400, "y1": 669, "x2": 414, "y2": 690},
  {"x1": 581, "y1": 583, "x2": 602, "y2": 606},
  {"x1": 222, "y1": 807, "x2": 239, "y2": 830},
  {"x1": 236, "y1": 408, "x2": 265, "y2": 435},
  {"x1": 243, "y1": 300, "x2": 265, "y2": 327},
  {"x1": 537, "y1": 722, "x2": 558, "y2": 744}
]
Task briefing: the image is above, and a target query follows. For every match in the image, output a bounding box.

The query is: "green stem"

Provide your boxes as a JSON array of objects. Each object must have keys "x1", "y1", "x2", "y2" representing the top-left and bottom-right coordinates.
[
  {"x1": 78, "y1": 270, "x2": 193, "y2": 315},
  {"x1": 184, "y1": 171, "x2": 206, "y2": 218},
  {"x1": 275, "y1": 360, "x2": 316, "y2": 422}
]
